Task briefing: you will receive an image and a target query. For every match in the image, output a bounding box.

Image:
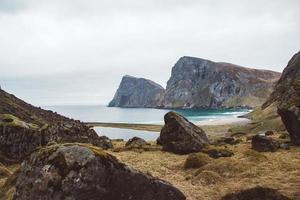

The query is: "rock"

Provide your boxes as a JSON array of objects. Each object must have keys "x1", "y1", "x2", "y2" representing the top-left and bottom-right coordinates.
[
  {"x1": 201, "y1": 146, "x2": 234, "y2": 159},
  {"x1": 14, "y1": 144, "x2": 186, "y2": 200},
  {"x1": 251, "y1": 135, "x2": 279, "y2": 152},
  {"x1": 108, "y1": 75, "x2": 165, "y2": 108},
  {"x1": 265, "y1": 130, "x2": 275, "y2": 136},
  {"x1": 263, "y1": 52, "x2": 300, "y2": 146},
  {"x1": 162, "y1": 56, "x2": 280, "y2": 108},
  {"x1": 279, "y1": 143, "x2": 290, "y2": 150},
  {"x1": 215, "y1": 137, "x2": 241, "y2": 145},
  {"x1": 221, "y1": 186, "x2": 291, "y2": 200},
  {"x1": 0, "y1": 89, "x2": 112, "y2": 162},
  {"x1": 158, "y1": 111, "x2": 209, "y2": 154},
  {"x1": 125, "y1": 136, "x2": 148, "y2": 148},
  {"x1": 184, "y1": 153, "x2": 211, "y2": 169}
]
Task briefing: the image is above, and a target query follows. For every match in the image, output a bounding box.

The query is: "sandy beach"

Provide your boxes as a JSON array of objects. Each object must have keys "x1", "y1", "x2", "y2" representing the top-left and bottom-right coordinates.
[{"x1": 86, "y1": 116, "x2": 251, "y2": 137}]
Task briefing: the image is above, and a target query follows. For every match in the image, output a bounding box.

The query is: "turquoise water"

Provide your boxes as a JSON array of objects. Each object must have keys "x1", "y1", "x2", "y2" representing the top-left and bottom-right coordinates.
[
  {"x1": 44, "y1": 105, "x2": 249, "y2": 124},
  {"x1": 44, "y1": 105, "x2": 249, "y2": 140}
]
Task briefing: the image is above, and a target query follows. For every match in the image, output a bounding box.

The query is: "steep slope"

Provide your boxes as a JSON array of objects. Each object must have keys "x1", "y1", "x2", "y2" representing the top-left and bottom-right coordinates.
[
  {"x1": 262, "y1": 51, "x2": 300, "y2": 145},
  {"x1": 163, "y1": 56, "x2": 281, "y2": 109},
  {"x1": 108, "y1": 75, "x2": 165, "y2": 108},
  {"x1": 0, "y1": 88, "x2": 112, "y2": 161}
]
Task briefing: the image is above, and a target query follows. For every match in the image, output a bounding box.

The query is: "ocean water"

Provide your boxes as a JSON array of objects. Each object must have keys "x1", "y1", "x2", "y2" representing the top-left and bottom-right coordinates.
[{"x1": 44, "y1": 105, "x2": 249, "y2": 140}]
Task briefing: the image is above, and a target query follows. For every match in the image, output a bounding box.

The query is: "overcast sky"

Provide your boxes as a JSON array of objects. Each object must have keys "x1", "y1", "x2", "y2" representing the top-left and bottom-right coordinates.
[{"x1": 0, "y1": 0, "x2": 299, "y2": 105}]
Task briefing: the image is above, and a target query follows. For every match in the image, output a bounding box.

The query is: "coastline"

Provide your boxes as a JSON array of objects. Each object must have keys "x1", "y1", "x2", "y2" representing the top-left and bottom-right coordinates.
[{"x1": 86, "y1": 117, "x2": 250, "y2": 136}]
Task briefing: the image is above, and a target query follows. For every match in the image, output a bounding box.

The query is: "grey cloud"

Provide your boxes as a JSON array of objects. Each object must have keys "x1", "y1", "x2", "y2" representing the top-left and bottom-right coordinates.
[{"x1": 0, "y1": 0, "x2": 299, "y2": 105}]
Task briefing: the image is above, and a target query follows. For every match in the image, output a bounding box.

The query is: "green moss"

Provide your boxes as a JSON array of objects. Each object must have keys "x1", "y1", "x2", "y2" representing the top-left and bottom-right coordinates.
[{"x1": 0, "y1": 114, "x2": 38, "y2": 129}]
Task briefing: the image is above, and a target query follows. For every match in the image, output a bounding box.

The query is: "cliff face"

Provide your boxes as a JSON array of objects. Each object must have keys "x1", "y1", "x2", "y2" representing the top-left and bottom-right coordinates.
[
  {"x1": 108, "y1": 75, "x2": 165, "y2": 108},
  {"x1": 0, "y1": 89, "x2": 112, "y2": 161},
  {"x1": 163, "y1": 57, "x2": 281, "y2": 109},
  {"x1": 262, "y1": 52, "x2": 300, "y2": 145}
]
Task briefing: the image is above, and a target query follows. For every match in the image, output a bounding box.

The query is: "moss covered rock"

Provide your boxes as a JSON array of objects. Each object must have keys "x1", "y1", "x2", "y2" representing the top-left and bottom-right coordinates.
[{"x1": 14, "y1": 144, "x2": 186, "y2": 200}]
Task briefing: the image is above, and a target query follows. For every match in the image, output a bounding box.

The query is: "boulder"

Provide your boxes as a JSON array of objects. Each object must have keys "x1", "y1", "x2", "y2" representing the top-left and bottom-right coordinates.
[
  {"x1": 221, "y1": 186, "x2": 291, "y2": 200},
  {"x1": 158, "y1": 111, "x2": 209, "y2": 154},
  {"x1": 125, "y1": 136, "x2": 148, "y2": 148},
  {"x1": 251, "y1": 135, "x2": 279, "y2": 152},
  {"x1": 201, "y1": 146, "x2": 234, "y2": 159},
  {"x1": 14, "y1": 144, "x2": 186, "y2": 200}
]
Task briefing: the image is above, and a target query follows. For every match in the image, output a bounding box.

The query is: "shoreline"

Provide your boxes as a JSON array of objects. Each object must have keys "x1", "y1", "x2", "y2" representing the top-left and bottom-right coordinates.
[{"x1": 86, "y1": 117, "x2": 251, "y2": 136}]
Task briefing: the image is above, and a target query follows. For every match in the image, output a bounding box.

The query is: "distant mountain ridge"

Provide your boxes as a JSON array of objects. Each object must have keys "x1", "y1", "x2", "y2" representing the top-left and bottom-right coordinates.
[{"x1": 109, "y1": 56, "x2": 281, "y2": 109}]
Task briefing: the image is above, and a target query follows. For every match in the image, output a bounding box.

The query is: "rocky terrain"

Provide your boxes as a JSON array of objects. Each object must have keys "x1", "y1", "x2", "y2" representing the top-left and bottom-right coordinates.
[
  {"x1": 163, "y1": 56, "x2": 280, "y2": 108},
  {"x1": 108, "y1": 75, "x2": 165, "y2": 107},
  {"x1": 110, "y1": 56, "x2": 281, "y2": 109},
  {"x1": 0, "y1": 88, "x2": 112, "y2": 162},
  {"x1": 262, "y1": 51, "x2": 300, "y2": 145}
]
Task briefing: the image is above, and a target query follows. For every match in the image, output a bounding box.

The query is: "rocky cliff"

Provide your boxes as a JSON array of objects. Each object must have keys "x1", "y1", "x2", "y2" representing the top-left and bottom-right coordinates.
[
  {"x1": 108, "y1": 75, "x2": 165, "y2": 108},
  {"x1": 0, "y1": 89, "x2": 112, "y2": 161},
  {"x1": 110, "y1": 57, "x2": 281, "y2": 109},
  {"x1": 262, "y1": 51, "x2": 300, "y2": 145},
  {"x1": 163, "y1": 56, "x2": 281, "y2": 108}
]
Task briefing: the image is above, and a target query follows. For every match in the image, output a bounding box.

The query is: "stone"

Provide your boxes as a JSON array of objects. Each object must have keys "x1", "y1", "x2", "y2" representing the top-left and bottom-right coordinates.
[
  {"x1": 201, "y1": 146, "x2": 234, "y2": 159},
  {"x1": 265, "y1": 130, "x2": 275, "y2": 136},
  {"x1": 158, "y1": 111, "x2": 209, "y2": 154},
  {"x1": 14, "y1": 144, "x2": 186, "y2": 200},
  {"x1": 251, "y1": 135, "x2": 279, "y2": 152},
  {"x1": 263, "y1": 51, "x2": 300, "y2": 146},
  {"x1": 108, "y1": 75, "x2": 165, "y2": 108},
  {"x1": 221, "y1": 186, "x2": 291, "y2": 200},
  {"x1": 125, "y1": 136, "x2": 148, "y2": 148}
]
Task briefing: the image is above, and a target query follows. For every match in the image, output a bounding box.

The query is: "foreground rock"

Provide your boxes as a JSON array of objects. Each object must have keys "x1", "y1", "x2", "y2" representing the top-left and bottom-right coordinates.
[
  {"x1": 125, "y1": 136, "x2": 148, "y2": 147},
  {"x1": 158, "y1": 111, "x2": 209, "y2": 154},
  {"x1": 108, "y1": 75, "x2": 165, "y2": 108},
  {"x1": 263, "y1": 52, "x2": 300, "y2": 146},
  {"x1": 221, "y1": 186, "x2": 291, "y2": 200},
  {"x1": 14, "y1": 144, "x2": 186, "y2": 200},
  {"x1": 251, "y1": 135, "x2": 279, "y2": 152},
  {"x1": 0, "y1": 89, "x2": 112, "y2": 162}
]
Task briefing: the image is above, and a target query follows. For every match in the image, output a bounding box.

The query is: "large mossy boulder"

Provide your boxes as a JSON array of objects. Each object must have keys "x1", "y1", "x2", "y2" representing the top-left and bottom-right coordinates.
[
  {"x1": 221, "y1": 186, "x2": 291, "y2": 200},
  {"x1": 158, "y1": 111, "x2": 209, "y2": 154},
  {"x1": 13, "y1": 144, "x2": 186, "y2": 200},
  {"x1": 263, "y1": 52, "x2": 300, "y2": 146}
]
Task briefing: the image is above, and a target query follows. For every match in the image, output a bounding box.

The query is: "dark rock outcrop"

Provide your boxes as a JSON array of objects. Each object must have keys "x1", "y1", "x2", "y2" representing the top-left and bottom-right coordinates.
[
  {"x1": 14, "y1": 144, "x2": 186, "y2": 200},
  {"x1": 158, "y1": 111, "x2": 209, "y2": 154},
  {"x1": 125, "y1": 136, "x2": 148, "y2": 148},
  {"x1": 251, "y1": 135, "x2": 279, "y2": 152},
  {"x1": 163, "y1": 56, "x2": 280, "y2": 108},
  {"x1": 263, "y1": 52, "x2": 300, "y2": 145},
  {"x1": 221, "y1": 186, "x2": 291, "y2": 200},
  {"x1": 108, "y1": 75, "x2": 165, "y2": 108},
  {"x1": 0, "y1": 89, "x2": 112, "y2": 162}
]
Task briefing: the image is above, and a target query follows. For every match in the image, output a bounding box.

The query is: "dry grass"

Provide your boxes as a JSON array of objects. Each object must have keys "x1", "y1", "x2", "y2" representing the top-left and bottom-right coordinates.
[{"x1": 110, "y1": 140, "x2": 300, "y2": 200}]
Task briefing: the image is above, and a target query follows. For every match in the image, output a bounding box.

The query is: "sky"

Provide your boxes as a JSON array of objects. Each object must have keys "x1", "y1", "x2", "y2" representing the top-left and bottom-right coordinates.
[{"x1": 0, "y1": 0, "x2": 299, "y2": 106}]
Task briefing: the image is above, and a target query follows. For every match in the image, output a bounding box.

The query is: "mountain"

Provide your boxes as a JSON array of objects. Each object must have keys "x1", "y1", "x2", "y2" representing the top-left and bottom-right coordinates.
[
  {"x1": 0, "y1": 88, "x2": 111, "y2": 162},
  {"x1": 109, "y1": 57, "x2": 281, "y2": 109},
  {"x1": 262, "y1": 51, "x2": 300, "y2": 145},
  {"x1": 108, "y1": 75, "x2": 165, "y2": 108},
  {"x1": 162, "y1": 56, "x2": 280, "y2": 109}
]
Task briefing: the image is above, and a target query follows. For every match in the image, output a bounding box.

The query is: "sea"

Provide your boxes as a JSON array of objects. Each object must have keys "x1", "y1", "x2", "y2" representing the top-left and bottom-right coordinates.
[{"x1": 43, "y1": 105, "x2": 249, "y2": 141}]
